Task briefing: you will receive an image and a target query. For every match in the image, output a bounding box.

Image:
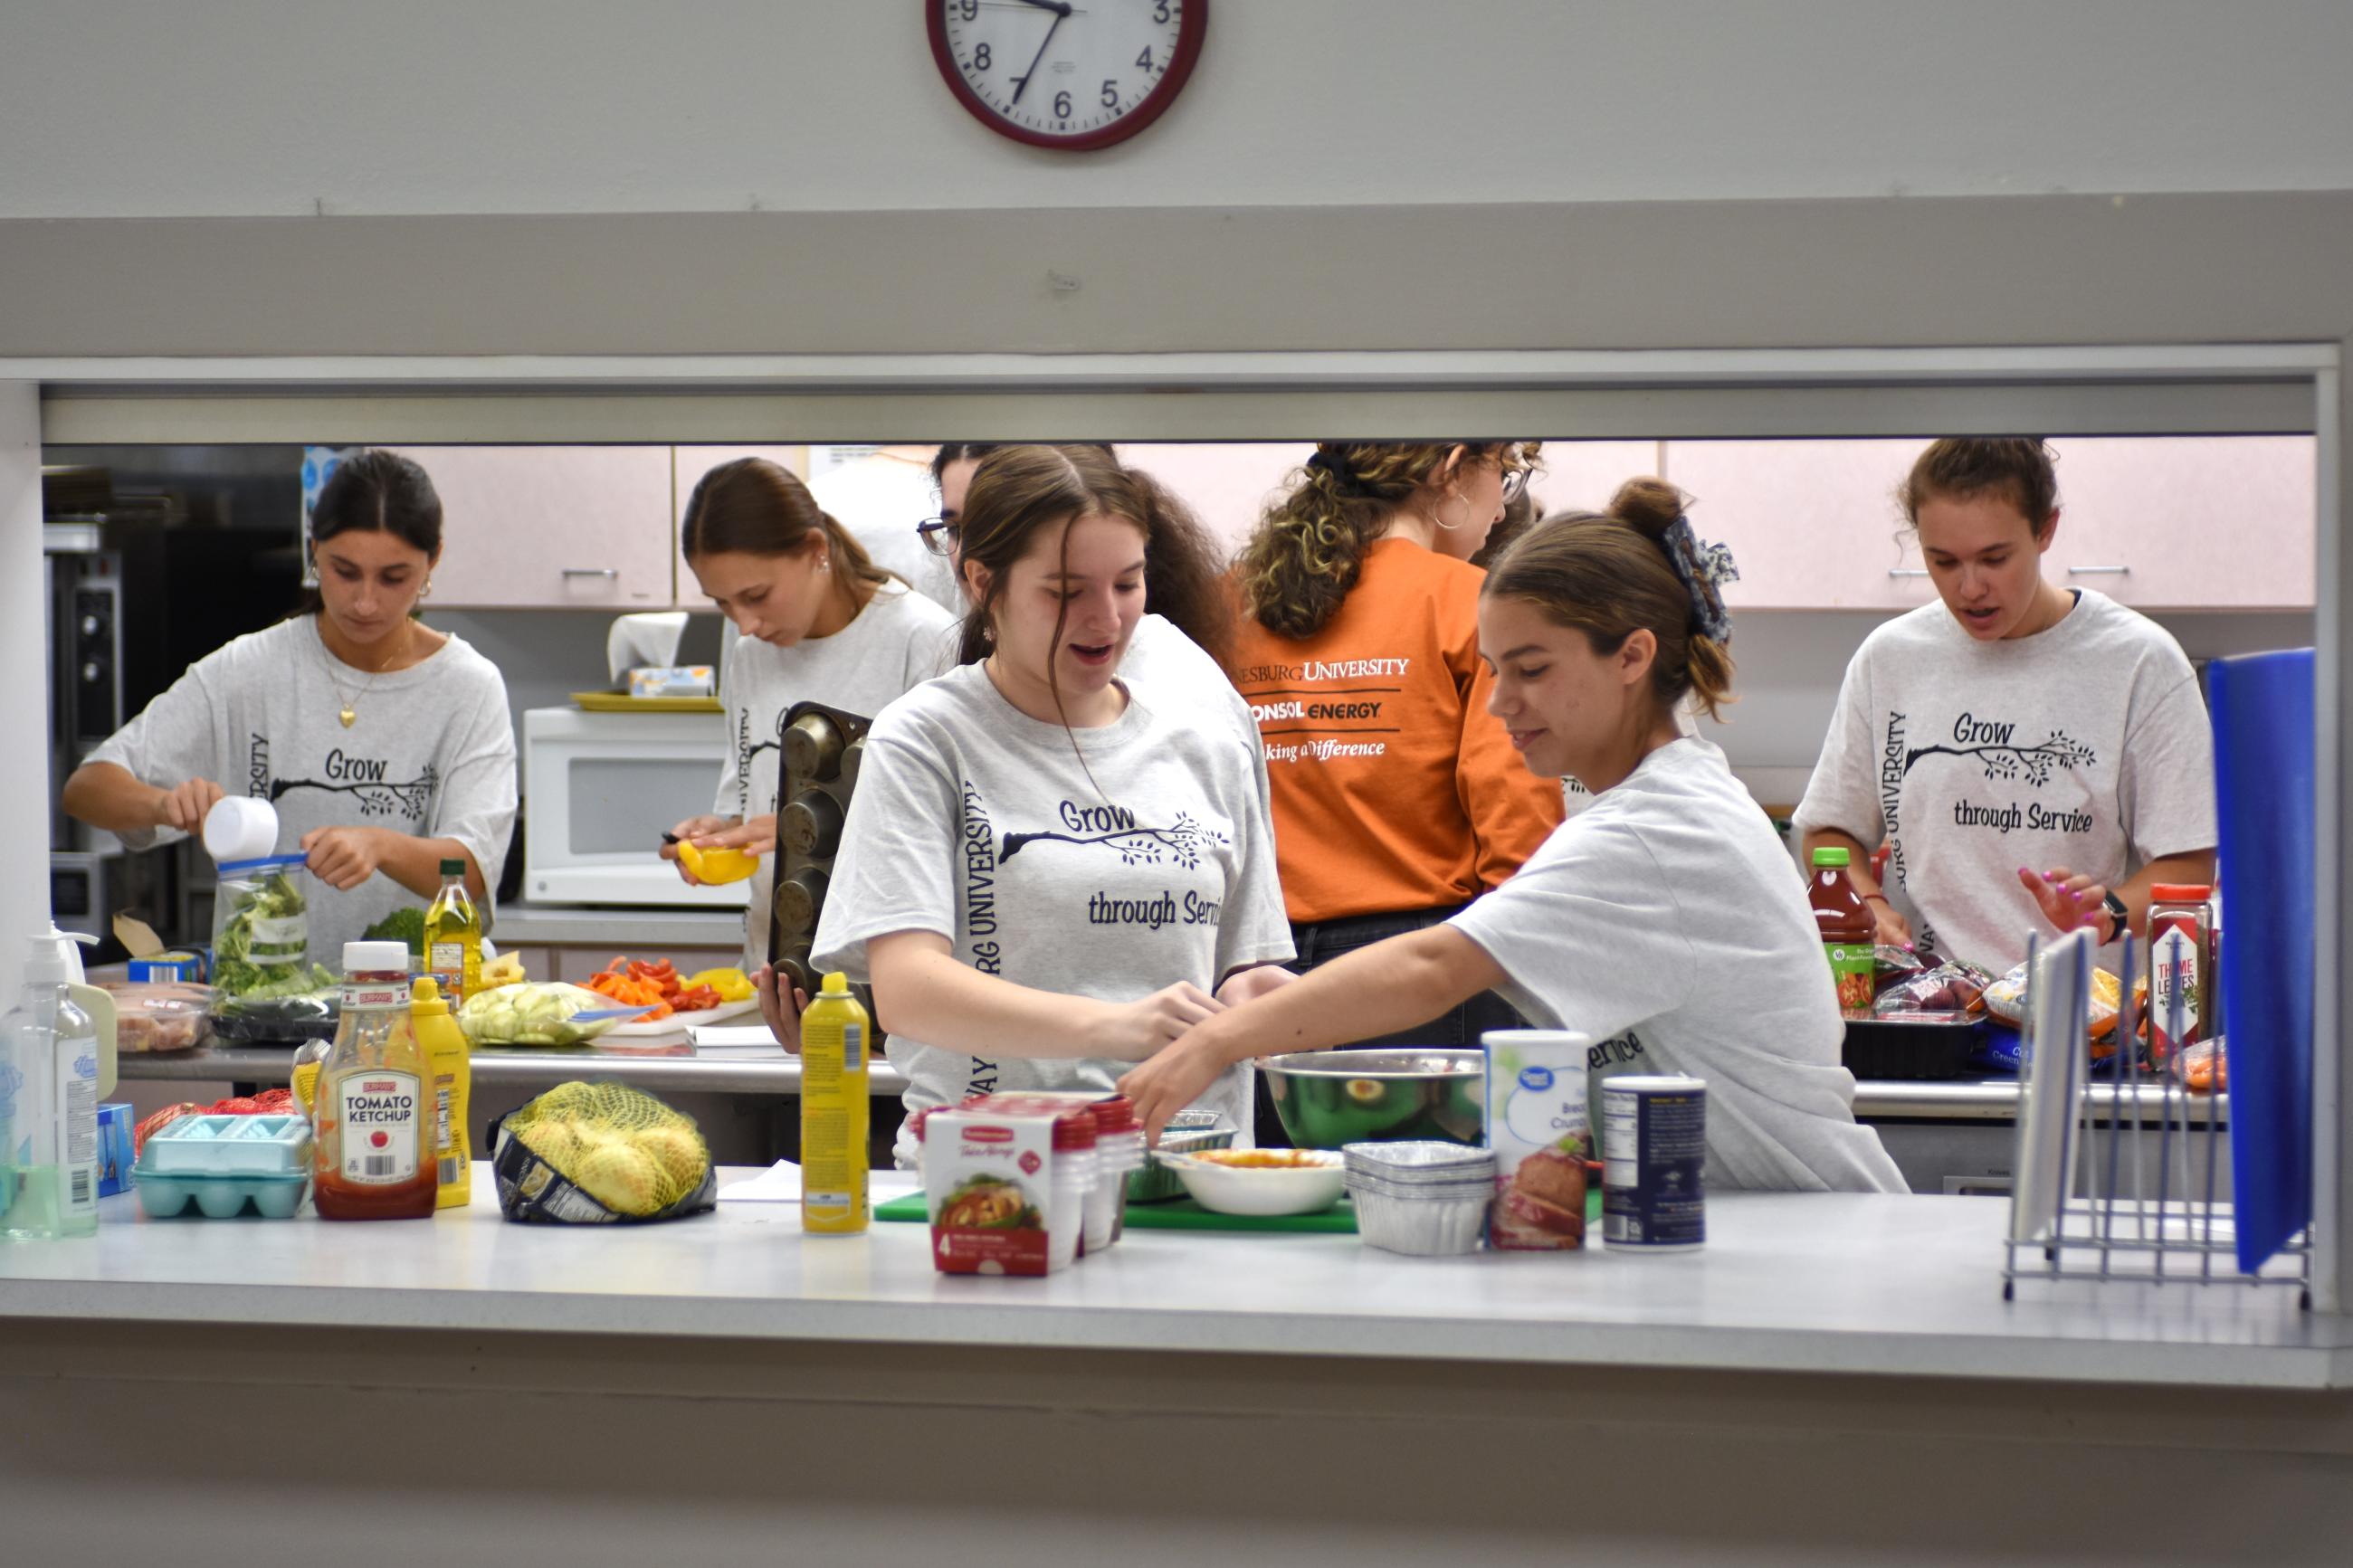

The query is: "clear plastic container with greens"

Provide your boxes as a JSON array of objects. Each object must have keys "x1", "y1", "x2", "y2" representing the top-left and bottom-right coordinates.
[{"x1": 206, "y1": 854, "x2": 338, "y2": 1044}]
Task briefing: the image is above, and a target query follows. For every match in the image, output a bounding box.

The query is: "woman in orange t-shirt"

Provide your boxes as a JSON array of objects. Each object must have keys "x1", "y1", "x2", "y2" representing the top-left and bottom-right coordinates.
[{"x1": 1231, "y1": 441, "x2": 1566, "y2": 1051}]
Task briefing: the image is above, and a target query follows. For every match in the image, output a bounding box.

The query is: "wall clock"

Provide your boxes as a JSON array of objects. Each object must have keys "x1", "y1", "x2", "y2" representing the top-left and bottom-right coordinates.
[{"x1": 929, "y1": 0, "x2": 1207, "y2": 151}]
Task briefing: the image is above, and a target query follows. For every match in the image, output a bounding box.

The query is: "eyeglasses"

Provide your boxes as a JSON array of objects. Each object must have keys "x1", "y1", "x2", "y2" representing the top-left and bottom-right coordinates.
[
  {"x1": 1500, "y1": 467, "x2": 1530, "y2": 506},
  {"x1": 917, "y1": 516, "x2": 957, "y2": 557}
]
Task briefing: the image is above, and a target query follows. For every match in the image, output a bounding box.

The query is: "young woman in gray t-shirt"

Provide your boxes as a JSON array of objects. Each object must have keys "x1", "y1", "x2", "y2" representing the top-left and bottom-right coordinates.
[
  {"x1": 805, "y1": 445, "x2": 1297, "y2": 1161},
  {"x1": 63, "y1": 450, "x2": 518, "y2": 965},
  {"x1": 1792, "y1": 439, "x2": 2217, "y2": 974}
]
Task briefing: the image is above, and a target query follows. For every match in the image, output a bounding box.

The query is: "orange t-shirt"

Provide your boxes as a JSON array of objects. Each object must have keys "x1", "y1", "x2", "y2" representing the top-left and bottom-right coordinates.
[{"x1": 1231, "y1": 538, "x2": 1565, "y2": 926}]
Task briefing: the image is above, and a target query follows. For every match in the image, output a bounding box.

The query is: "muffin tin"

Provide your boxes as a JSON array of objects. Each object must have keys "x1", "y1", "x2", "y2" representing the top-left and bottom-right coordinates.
[
  {"x1": 769, "y1": 699, "x2": 873, "y2": 1001},
  {"x1": 131, "y1": 1113, "x2": 312, "y2": 1219}
]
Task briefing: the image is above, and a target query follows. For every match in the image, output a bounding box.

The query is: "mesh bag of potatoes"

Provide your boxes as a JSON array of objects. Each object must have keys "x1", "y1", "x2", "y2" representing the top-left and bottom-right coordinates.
[{"x1": 491, "y1": 1081, "x2": 718, "y2": 1224}]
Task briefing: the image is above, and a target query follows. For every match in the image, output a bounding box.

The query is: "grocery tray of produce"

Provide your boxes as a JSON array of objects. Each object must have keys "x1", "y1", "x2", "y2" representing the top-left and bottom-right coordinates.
[
  {"x1": 1842, "y1": 1012, "x2": 1983, "y2": 1081},
  {"x1": 873, "y1": 1191, "x2": 1359, "y2": 1234}
]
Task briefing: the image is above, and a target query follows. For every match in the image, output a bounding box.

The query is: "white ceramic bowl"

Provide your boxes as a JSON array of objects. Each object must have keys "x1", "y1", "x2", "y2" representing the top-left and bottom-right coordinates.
[{"x1": 1157, "y1": 1149, "x2": 1347, "y2": 1217}]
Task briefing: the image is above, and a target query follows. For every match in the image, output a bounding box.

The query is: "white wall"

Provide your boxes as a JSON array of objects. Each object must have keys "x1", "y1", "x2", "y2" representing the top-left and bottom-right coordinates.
[
  {"x1": 3, "y1": 2, "x2": 2349, "y2": 220},
  {"x1": 0, "y1": 386, "x2": 44, "y2": 1003}
]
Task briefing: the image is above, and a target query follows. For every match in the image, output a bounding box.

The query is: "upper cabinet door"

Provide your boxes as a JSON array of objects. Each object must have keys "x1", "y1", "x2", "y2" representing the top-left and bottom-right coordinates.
[
  {"x1": 2044, "y1": 437, "x2": 2316, "y2": 611},
  {"x1": 1659, "y1": 440, "x2": 1940, "y2": 611},
  {"x1": 386, "y1": 446, "x2": 675, "y2": 610}
]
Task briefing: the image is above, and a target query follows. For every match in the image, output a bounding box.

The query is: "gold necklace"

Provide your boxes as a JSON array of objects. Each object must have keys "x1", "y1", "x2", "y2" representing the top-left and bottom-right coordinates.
[{"x1": 327, "y1": 622, "x2": 414, "y2": 728}]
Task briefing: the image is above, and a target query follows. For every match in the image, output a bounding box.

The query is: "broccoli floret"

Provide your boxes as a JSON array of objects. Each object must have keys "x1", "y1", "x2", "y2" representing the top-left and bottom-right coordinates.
[{"x1": 365, "y1": 906, "x2": 429, "y2": 962}]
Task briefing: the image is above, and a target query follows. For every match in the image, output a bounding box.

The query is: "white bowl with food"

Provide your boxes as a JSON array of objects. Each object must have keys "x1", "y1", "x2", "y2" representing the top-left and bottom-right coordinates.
[{"x1": 1155, "y1": 1147, "x2": 1347, "y2": 1217}]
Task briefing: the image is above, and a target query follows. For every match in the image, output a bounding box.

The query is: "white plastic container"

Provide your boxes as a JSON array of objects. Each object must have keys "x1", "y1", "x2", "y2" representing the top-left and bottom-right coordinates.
[{"x1": 202, "y1": 795, "x2": 280, "y2": 863}]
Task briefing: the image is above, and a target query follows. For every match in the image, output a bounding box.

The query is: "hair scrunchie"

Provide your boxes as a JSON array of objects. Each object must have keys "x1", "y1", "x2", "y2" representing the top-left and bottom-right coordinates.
[{"x1": 1661, "y1": 514, "x2": 1740, "y2": 645}]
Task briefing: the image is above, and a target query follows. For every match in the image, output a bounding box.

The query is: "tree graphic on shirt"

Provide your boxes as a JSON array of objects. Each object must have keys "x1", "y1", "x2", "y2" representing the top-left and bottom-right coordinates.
[
  {"x1": 269, "y1": 765, "x2": 439, "y2": 822},
  {"x1": 1001, "y1": 812, "x2": 1228, "y2": 870},
  {"x1": 1902, "y1": 731, "x2": 2096, "y2": 787}
]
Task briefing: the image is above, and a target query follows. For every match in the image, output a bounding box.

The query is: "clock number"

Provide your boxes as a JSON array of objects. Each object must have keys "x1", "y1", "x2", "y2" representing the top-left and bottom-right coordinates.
[
  {"x1": 957, "y1": 0, "x2": 976, "y2": 17},
  {"x1": 1053, "y1": 90, "x2": 1072, "y2": 119},
  {"x1": 972, "y1": 42, "x2": 990, "y2": 71},
  {"x1": 1154, "y1": 1, "x2": 1173, "y2": 21},
  {"x1": 1100, "y1": 80, "x2": 1120, "y2": 109},
  {"x1": 1135, "y1": 46, "x2": 1155, "y2": 71}
]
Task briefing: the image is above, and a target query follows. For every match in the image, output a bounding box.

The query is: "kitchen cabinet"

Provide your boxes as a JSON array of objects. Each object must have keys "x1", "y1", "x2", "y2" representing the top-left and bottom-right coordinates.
[
  {"x1": 1658, "y1": 436, "x2": 2317, "y2": 612},
  {"x1": 2044, "y1": 436, "x2": 2315, "y2": 610},
  {"x1": 1660, "y1": 440, "x2": 1939, "y2": 612},
  {"x1": 386, "y1": 445, "x2": 676, "y2": 611}
]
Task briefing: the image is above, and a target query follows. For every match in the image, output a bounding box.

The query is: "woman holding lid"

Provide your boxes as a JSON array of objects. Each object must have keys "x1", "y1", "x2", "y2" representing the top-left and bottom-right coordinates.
[
  {"x1": 1124, "y1": 479, "x2": 1905, "y2": 1193},
  {"x1": 805, "y1": 445, "x2": 1295, "y2": 1164},
  {"x1": 62, "y1": 449, "x2": 517, "y2": 965},
  {"x1": 662, "y1": 458, "x2": 957, "y2": 968},
  {"x1": 1225, "y1": 441, "x2": 1565, "y2": 1047},
  {"x1": 1792, "y1": 439, "x2": 2217, "y2": 973}
]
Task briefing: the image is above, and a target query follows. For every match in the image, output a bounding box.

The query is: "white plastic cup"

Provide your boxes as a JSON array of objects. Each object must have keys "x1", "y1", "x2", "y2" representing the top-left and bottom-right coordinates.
[{"x1": 203, "y1": 795, "x2": 280, "y2": 862}]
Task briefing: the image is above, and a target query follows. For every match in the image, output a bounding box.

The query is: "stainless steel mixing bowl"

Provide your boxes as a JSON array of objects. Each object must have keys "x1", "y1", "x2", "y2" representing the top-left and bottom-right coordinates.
[{"x1": 1259, "y1": 1049, "x2": 1485, "y2": 1149}]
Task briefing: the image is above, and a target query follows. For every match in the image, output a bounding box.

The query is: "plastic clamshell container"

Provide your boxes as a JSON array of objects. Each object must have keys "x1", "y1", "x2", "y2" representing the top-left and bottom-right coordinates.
[
  {"x1": 130, "y1": 1168, "x2": 310, "y2": 1220},
  {"x1": 140, "y1": 1114, "x2": 311, "y2": 1176}
]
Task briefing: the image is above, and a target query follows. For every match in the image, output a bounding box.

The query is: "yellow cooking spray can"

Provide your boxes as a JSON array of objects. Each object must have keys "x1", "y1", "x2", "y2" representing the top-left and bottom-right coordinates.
[{"x1": 799, "y1": 972, "x2": 870, "y2": 1234}]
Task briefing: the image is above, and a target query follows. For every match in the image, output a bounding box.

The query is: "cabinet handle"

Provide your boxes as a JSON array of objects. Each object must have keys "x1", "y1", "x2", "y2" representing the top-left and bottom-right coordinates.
[
  {"x1": 560, "y1": 567, "x2": 621, "y2": 580},
  {"x1": 2067, "y1": 565, "x2": 2131, "y2": 576},
  {"x1": 1888, "y1": 568, "x2": 1931, "y2": 578}
]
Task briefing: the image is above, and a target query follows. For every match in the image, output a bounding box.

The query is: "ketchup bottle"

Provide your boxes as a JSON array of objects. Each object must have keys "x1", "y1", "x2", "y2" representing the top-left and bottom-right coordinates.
[
  {"x1": 312, "y1": 940, "x2": 438, "y2": 1221},
  {"x1": 1810, "y1": 848, "x2": 1878, "y2": 1021}
]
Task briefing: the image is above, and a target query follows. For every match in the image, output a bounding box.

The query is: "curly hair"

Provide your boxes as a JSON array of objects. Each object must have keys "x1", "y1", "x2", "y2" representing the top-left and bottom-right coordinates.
[{"x1": 1237, "y1": 441, "x2": 1539, "y2": 640}]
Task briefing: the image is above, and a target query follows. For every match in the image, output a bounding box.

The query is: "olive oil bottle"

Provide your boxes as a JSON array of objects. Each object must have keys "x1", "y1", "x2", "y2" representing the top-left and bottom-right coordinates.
[{"x1": 424, "y1": 859, "x2": 482, "y2": 1002}]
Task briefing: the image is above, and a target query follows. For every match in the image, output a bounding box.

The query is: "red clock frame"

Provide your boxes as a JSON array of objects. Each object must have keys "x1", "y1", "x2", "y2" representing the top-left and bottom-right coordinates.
[{"x1": 926, "y1": 0, "x2": 1208, "y2": 152}]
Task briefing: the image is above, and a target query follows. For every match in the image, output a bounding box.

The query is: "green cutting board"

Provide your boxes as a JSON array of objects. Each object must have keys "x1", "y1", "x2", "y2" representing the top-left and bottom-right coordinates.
[{"x1": 874, "y1": 1191, "x2": 1358, "y2": 1234}]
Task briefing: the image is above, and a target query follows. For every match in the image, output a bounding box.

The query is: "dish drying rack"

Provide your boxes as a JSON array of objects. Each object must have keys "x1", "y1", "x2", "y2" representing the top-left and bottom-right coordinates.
[{"x1": 2000, "y1": 928, "x2": 2310, "y2": 1307}]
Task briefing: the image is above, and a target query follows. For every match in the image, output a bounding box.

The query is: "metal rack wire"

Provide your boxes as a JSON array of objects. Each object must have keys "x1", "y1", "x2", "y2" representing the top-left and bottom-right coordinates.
[{"x1": 2001, "y1": 929, "x2": 2310, "y2": 1307}]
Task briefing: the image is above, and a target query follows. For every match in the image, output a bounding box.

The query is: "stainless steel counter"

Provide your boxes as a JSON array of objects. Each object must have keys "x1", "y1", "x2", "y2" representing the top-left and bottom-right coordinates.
[
  {"x1": 118, "y1": 1044, "x2": 2211, "y2": 1124},
  {"x1": 491, "y1": 900, "x2": 746, "y2": 948}
]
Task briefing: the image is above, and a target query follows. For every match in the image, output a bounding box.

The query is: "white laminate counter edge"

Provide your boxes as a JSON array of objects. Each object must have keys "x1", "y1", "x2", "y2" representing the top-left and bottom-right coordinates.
[{"x1": 1, "y1": 1182, "x2": 2342, "y2": 1391}]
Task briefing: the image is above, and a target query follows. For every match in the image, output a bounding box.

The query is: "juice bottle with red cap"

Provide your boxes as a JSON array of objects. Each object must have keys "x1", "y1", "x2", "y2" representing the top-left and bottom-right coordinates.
[{"x1": 1810, "y1": 848, "x2": 1877, "y2": 1021}]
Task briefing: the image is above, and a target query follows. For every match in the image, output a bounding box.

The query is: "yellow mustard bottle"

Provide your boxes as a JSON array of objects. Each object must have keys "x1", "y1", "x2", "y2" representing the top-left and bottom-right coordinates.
[
  {"x1": 408, "y1": 976, "x2": 473, "y2": 1209},
  {"x1": 799, "y1": 972, "x2": 869, "y2": 1235}
]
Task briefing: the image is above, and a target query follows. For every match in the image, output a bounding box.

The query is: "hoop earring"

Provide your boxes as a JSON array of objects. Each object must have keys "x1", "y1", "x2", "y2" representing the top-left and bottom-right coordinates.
[
  {"x1": 420, "y1": 579, "x2": 433, "y2": 599},
  {"x1": 1433, "y1": 490, "x2": 1467, "y2": 532}
]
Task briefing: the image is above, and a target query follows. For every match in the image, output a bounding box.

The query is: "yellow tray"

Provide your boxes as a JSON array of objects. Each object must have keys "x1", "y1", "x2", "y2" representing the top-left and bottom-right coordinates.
[{"x1": 569, "y1": 690, "x2": 722, "y2": 714}]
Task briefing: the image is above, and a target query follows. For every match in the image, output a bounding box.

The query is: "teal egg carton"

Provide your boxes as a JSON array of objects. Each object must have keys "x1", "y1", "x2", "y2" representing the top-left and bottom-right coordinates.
[
  {"x1": 132, "y1": 1113, "x2": 314, "y2": 1219},
  {"x1": 130, "y1": 1168, "x2": 310, "y2": 1220},
  {"x1": 141, "y1": 1113, "x2": 310, "y2": 1175}
]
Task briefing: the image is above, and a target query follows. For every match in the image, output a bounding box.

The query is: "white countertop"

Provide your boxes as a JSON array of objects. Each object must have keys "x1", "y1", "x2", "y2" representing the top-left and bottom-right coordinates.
[{"x1": 0, "y1": 1172, "x2": 2339, "y2": 1390}]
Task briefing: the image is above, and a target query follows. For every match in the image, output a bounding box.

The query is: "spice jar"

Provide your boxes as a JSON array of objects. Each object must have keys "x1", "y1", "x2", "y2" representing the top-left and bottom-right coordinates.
[{"x1": 2147, "y1": 884, "x2": 2215, "y2": 1067}]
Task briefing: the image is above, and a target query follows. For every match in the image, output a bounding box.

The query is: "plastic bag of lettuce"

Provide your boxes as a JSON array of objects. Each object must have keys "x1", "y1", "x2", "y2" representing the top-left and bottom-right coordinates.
[
  {"x1": 459, "y1": 981, "x2": 624, "y2": 1046},
  {"x1": 207, "y1": 854, "x2": 338, "y2": 1041}
]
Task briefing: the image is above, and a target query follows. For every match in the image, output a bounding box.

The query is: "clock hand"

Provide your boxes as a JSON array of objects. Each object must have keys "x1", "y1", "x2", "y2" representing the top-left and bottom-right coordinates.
[{"x1": 1009, "y1": 3, "x2": 1072, "y2": 105}]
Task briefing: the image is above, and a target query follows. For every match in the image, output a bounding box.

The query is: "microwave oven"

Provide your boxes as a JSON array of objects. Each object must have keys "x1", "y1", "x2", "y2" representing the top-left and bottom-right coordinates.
[{"x1": 522, "y1": 707, "x2": 751, "y2": 908}]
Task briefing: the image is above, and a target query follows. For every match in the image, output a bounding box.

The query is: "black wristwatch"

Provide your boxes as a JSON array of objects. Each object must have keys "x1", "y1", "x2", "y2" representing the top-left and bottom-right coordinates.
[{"x1": 2100, "y1": 890, "x2": 2129, "y2": 944}]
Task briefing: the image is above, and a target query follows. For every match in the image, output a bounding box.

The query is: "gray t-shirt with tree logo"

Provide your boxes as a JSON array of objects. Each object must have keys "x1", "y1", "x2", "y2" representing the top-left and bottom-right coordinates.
[{"x1": 813, "y1": 660, "x2": 1293, "y2": 1164}]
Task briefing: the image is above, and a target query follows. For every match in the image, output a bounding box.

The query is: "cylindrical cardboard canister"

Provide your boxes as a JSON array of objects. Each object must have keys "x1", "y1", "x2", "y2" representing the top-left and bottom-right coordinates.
[{"x1": 1601, "y1": 1076, "x2": 1707, "y2": 1253}]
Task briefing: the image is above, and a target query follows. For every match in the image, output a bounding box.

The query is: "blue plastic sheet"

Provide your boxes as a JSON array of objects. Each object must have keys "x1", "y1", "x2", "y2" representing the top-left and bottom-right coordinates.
[{"x1": 2207, "y1": 650, "x2": 2314, "y2": 1272}]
